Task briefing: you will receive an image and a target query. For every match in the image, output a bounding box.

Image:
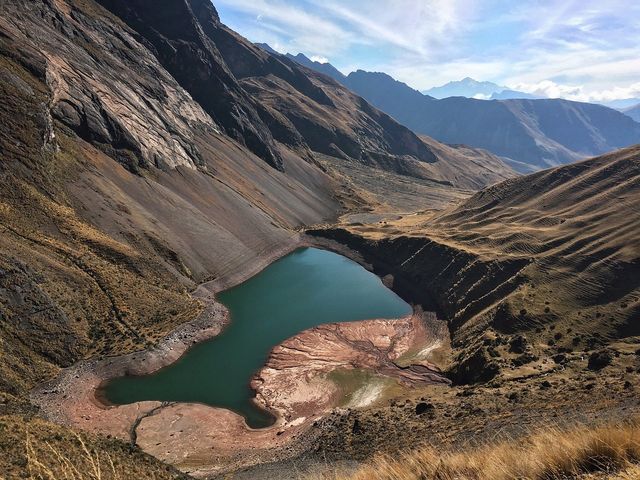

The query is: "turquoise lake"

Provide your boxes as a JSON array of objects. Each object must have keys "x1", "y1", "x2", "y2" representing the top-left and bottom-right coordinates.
[{"x1": 104, "y1": 247, "x2": 412, "y2": 428}]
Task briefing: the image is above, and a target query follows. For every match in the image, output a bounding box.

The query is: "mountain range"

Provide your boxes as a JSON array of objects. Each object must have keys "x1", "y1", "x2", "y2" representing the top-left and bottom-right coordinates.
[
  {"x1": 421, "y1": 77, "x2": 640, "y2": 109},
  {"x1": 421, "y1": 77, "x2": 539, "y2": 100},
  {"x1": 278, "y1": 49, "x2": 640, "y2": 172},
  {"x1": 1, "y1": 2, "x2": 640, "y2": 479}
]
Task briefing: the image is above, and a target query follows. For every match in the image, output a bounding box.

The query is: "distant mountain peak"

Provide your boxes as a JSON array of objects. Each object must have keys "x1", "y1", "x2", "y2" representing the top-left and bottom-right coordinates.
[
  {"x1": 283, "y1": 51, "x2": 346, "y2": 81},
  {"x1": 255, "y1": 42, "x2": 280, "y2": 55},
  {"x1": 350, "y1": 69, "x2": 393, "y2": 79},
  {"x1": 422, "y1": 78, "x2": 545, "y2": 101},
  {"x1": 255, "y1": 44, "x2": 347, "y2": 82},
  {"x1": 292, "y1": 52, "x2": 311, "y2": 61},
  {"x1": 422, "y1": 78, "x2": 506, "y2": 99}
]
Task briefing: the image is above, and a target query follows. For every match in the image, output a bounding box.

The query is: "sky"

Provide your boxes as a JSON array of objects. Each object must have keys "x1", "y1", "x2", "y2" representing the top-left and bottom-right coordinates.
[{"x1": 214, "y1": 0, "x2": 640, "y2": 102}]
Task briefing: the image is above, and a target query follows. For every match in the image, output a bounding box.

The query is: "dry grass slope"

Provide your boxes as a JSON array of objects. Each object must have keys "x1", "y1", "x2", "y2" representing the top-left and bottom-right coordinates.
[
  {"x1": 0, "y1": 415, "x2": 184, "y2": 480},
  {"x1": 305, "y1": 145, "x2": 640, "y2": 469},
  {"x1": 319, "y1": 419, "x2": 640, "y2": 480}
]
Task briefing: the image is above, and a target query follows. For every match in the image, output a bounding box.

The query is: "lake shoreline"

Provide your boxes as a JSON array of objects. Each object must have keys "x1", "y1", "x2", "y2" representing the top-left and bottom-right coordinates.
[{"x1": 30, "y1": 233, "x2": 445, "y2": 476}]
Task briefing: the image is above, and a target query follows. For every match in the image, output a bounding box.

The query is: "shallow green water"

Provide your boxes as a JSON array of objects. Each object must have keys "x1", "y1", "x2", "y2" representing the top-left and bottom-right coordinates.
[{"x1": 104, "y1": 247, "x2": 411, "y2": 428}]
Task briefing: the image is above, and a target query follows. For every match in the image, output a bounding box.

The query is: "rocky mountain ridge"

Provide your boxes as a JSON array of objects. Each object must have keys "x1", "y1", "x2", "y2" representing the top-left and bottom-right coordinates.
[{"x1": 93, "y1": 1, "x2": 516, "y2": 189}]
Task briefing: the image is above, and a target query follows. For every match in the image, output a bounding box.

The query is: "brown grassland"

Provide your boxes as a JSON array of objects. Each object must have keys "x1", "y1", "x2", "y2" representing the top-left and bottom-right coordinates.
[{"x1": 314, "y1": 419, "x2": 640, "y2": 480}]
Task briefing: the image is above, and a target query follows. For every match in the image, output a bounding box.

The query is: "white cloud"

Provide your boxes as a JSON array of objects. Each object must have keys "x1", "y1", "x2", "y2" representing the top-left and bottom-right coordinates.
[
  {"x1": 215, "y1": 0, "x2": 640, "y2": 98},
  {"x1": 308, "y1": 0, "x2": 476, "y2": 57},
  {"x1": 214, "y1": 0, "x2": 357, "y2": 56},
  {"x1": 216, "y1": 0, "x2": 477, "y2": 60},
  {"x1": 310, "y1": 55, "x2": 329, "y2": 64},
  {"x1": 511, "y1": 80, "x2": 580, "y2": 99},
  {"x1": 512, "y1": 80, "x2": 640, "y2": 102}
]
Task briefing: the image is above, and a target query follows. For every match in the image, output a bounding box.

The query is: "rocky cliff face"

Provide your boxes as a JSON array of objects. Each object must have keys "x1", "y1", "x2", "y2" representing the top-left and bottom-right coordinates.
[
  {"x1": 94, "y1": 0, "x2": 448, "y2": 175},
  {"x1": 308, "y1": 229, "x2": 529, "y2": 336},
  {"x1": 2, "y1": 0, "x2": 217, "y2": 172},
  {"x1": 95, "y1": 0, "x2": 286, "y2": 169}
]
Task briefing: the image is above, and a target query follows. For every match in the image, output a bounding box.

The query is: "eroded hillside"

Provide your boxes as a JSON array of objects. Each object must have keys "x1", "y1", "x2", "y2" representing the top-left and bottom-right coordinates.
[{"x1": 306, "y1": 146, "x2": 640, "y2": 464}]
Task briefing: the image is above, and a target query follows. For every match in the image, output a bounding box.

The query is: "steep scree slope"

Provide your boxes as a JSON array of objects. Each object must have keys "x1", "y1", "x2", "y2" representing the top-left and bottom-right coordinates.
[{"x1": 0, "y1": 2, "x2": 339, "y2": 474}]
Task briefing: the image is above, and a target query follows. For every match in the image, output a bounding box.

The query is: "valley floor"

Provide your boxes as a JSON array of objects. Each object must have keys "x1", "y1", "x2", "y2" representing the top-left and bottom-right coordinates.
[{"x1": 8, "y1": 147, "x2": 640, "y2": 479}]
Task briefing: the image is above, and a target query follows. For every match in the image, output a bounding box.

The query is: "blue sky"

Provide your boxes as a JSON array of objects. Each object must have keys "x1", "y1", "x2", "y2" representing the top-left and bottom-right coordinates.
[{"x1": 214, "y1": 0, "x2": 640, "y2": 102}]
